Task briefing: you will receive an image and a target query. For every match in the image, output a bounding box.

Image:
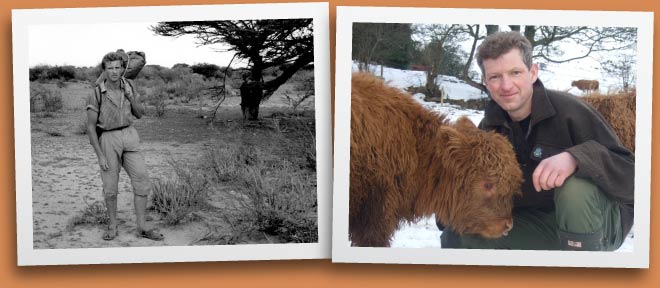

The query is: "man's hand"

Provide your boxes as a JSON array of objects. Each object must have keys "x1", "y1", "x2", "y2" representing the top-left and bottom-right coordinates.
[
  {"x1": 532, "y1": 151, "x2": 578, "y2": 192},
  {"x1": 98, "y1": 155, "x2": 109, "y2": 171},
  {"x1": 124, "y1": 89, "x2": 135, "y2": 102}
]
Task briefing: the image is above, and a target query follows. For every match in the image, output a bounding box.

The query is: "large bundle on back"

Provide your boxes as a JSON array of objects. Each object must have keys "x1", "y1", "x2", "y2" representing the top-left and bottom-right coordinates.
[
  {"x1": 95, "y1": 49, "x2": 146, "y2": 84},
  {"x1": 120, "y1": 50, "x2": 146, "y2": 79}
]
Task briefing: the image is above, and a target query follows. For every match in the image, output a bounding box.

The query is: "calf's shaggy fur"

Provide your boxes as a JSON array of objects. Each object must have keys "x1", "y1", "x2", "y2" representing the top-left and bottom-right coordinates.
[
  {"x1": 581, "y1": 91, "x2": 636, "y2": 152},
  {"x1": 349, "y1": 73, "x2": 523, "y2": 247}
]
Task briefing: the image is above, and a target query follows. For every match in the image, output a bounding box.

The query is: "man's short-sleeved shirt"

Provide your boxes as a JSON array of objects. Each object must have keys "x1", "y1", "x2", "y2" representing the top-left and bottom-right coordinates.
[{"x1": 86, "y1": 78, "x2": 138, "y2": 131}]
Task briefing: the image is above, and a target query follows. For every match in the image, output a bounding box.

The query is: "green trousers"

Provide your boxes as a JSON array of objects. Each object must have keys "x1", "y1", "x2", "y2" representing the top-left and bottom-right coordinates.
[{"x1": 440, "y1": 177, "x2": 624, "y2": 251}]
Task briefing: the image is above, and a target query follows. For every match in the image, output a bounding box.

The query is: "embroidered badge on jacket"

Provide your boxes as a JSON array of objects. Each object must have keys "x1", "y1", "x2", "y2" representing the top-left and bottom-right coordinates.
[{"x1": 533, "y1": 147, "x2": 543, "y2": 158}]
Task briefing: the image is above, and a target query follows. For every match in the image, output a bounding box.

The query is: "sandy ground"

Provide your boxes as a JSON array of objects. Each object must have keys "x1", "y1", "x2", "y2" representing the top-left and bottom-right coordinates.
[
  {"x1": 30, "y1": 81, "x2": 314, "y2": 249},
  {"x1": 31, "y1": 128, "x2": 210, "y2": 248}
]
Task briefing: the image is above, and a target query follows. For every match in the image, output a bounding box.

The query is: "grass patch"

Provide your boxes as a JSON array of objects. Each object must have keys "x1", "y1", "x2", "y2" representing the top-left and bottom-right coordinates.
[
  {"x1": 66, "y1": 201, "x2": 109, "y2": 231},
  {"x1": 203, "y1": 143, "x2": 318, "y2": 243},
  {"x1": 150, "y1": 161, "x2": 209, "y2": 225},
  {"x1": 240, "y1": 162, "x2": 318, "y2": 243},
  {"x1": 147, "y1": 85, "x2": 168, "y2": 117},
  {"x1": 284, "y1": 115, "x2": 317, "y2": 171},
  {"x1": 30, "y1": 82, "x2": 63, "y2": 114}
]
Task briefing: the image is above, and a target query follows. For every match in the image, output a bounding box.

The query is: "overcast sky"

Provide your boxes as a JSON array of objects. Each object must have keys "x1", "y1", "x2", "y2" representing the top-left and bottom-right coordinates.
[{"x1": 28, "y1": 22, "x2": 248, "y2": 68}]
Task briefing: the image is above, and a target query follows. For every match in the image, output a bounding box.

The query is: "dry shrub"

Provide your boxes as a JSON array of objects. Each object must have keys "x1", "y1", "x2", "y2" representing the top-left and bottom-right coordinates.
[
  {"x1": 176, "y1": 73, "x2": 207, "y2": 102},
  {"x1": 30, "y1": 82, "x2": 63, "y2": 114},
  {"x1": 284, "y1": 116, "x2": 316, "y2": 171},
  {"x1": 151, "y1": 162, "x2": 209, "y2": 225},
  {"x1": 282, "y1": 70, "x2": 315, "y2": 112},
  {"x1": 66, "y1": 201, "x2": 109, "y2": 231},
  {"x1": 202, "y1": 144, "x2": 318, "y2": 243},
  {"x1": 241, "y1": 162, "x2": 317, "y2": 242},
  {"x1": 265, "y1": 112, "x2": 317, "y2": 171},
  {"x1": 146, "y1": 85, "x2": 168, "y2": 117},
  {"x1": 198, "y1": 147, "x2": 244, "y2": 183}
]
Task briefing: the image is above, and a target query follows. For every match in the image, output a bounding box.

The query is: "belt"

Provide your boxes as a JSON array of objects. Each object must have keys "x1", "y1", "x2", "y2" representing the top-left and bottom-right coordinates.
[{"x1": 101, "y1": 125, "x2": 130, "y2": 132}]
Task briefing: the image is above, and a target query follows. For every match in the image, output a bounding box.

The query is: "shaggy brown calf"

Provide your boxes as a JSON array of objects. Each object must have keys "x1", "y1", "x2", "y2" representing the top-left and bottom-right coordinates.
[
  {"x1": 581, "y1": 91, "x2": 636, "y2": 152},
  {"x1": 571, "y1": 79, "x2": 600, "y2": 93},
  {"x1": 349, "y1": 73, "x2": 523, "y2": 247}
]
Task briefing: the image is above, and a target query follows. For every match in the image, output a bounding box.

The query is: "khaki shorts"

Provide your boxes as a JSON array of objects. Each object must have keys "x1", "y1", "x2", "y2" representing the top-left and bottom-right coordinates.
[{"x1": 99, "y1": 126, "x2": 150, "y2": 197}]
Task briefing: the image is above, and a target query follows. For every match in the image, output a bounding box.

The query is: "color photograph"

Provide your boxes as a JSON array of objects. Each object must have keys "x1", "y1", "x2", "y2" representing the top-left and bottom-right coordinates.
[{"x1": 333, "y1": 6, "x2": 652, "y2": 267}]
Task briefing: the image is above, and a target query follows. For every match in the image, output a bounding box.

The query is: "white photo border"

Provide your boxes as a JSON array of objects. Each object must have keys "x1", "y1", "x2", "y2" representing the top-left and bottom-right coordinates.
[
  {"x1": 333, "y1": 6, "x2": 652, "y2": 268},
  {"x1": 13, "y1": 2, "x2": 331, "y2": 266}
]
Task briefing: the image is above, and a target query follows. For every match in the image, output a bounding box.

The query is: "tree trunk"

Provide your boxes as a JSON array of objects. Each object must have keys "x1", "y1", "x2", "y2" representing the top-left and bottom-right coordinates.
[
  {"x1": 486, "y1": 25, "x2": 499, "y2": 35},
  {"x1": 524, "y1": 26, "x2": 536, "y2": 47},
  {"x1": 425, "y1": 69, "x2": 437, "y2": 97},
  {"x1": 240, "y1": 80, "x2": 263, "y2": 120},
  {"x1": 462, "y1": 25, "x2": 480, "y2": 78}
]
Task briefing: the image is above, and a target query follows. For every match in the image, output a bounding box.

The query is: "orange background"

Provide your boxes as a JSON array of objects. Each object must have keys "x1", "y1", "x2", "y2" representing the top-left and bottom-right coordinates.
[{"x1": 1, "y1": 0, "x2": 658, "y2": 287}]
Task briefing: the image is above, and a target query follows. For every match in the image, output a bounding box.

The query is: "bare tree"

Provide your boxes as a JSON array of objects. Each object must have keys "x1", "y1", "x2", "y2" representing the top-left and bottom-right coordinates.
[
  {"x1": 530, "y1": 26, "x2": 637, "y2": 64},
  {"x1": 460, "y1": 25, "x2": 638, "y2": 93},
  {"x1": 352, "y1": 23, "x2": 413, "y2": 73},
  {"x1": 602, "y1": 54, "x2": 637, "y2": 92},
  {"x1": 353, "y1": 23, "x2": 387, "y2": 72},
  {"x1": 414, "y1": 24, "x2": 467, "y2": 100},
  {"x1": 460, "y1": 24, "x2": 486, "y2": 92}
]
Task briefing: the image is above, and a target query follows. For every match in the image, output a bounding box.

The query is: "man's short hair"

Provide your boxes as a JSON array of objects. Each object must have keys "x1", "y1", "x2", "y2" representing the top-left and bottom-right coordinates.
[
  {"x1": 101, "y1": 51, "x2": 127, "y2": 70},
  {"x1": 476, "y1": 31, "x2": 534, "y2": 76}
]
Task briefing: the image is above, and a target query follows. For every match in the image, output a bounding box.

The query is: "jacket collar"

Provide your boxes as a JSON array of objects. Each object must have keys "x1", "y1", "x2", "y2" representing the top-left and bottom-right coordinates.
[{"x1": 482, "y1": 79, "x2": 556, "y2": 128}]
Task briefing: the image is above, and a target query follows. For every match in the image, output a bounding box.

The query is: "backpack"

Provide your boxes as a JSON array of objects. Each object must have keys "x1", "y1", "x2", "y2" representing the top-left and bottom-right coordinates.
[{"x1": 120, "y1": 50, "x2": 146, "y2": 79}]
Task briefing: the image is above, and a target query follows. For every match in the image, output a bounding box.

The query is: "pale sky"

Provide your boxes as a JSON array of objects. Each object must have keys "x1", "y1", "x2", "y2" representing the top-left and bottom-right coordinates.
[{"x1": 28, "y1": 22, "x2": 249, "y2": 68}]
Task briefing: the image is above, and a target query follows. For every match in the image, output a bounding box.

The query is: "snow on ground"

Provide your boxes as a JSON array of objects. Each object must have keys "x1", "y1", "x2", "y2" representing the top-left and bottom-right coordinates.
[
  {"x1": 538, "y1": 49, "x2": 625, "y2": 95},
  {"x1": 390, "y1": 216, "x2": 442, "y2": 248},
  {"x1": 389, "y1": 215, "x2": 634, "y2": 252},
  {"x1": 362, "y1": 64, "x2": 486, "y2": 100},
  {"x1": 356, "y1": 63, "x2": 487, "y2": 124},
  {"x1": 353, "y1": 63, "x2": 634, "y2": 252}
]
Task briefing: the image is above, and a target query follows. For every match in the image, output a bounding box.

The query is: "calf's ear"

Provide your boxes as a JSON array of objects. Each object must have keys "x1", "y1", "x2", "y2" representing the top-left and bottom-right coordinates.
[
  {"x1": 438, "y1": 126, "x2": 469, "y2": 154},
  {"x1": 453, "y1": 116, "x2": 478, "y2": 133},
  {"x1": 439, "y1": 125, "x2": 462, "y2": 140}
]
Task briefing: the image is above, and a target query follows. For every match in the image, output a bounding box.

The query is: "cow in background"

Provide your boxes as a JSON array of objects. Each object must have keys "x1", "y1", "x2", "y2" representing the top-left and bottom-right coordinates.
[{"x1": 571, "y1": 79, "x2": 600, "y2": 94}]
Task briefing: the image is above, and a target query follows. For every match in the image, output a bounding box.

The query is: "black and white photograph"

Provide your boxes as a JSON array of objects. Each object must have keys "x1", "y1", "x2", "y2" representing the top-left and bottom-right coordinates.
[
  {"x1": 333, "y1": 7, "x2": 652, "y2": 268},
  {"x1": 13, "y1": 2, "x2": 331, "y2": 265}
]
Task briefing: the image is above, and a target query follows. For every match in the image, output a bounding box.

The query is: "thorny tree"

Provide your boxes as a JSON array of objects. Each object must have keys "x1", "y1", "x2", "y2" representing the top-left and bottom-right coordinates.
[{"x1": 152, "y1": 19, "x2": 314, "y2": 120}]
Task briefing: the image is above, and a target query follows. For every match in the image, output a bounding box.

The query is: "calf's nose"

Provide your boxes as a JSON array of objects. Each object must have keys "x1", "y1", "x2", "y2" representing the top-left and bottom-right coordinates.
[{"x1": 502, "y1": 220, "x2": 514, "y2": 236}]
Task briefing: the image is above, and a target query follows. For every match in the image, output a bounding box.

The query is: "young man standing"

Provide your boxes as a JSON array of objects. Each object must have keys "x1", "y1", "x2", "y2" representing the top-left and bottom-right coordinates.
[
  {"x1": 440, "y1": 31, "x2": 634, "y2": 251},
  {"x1": 86, "y1": 51, "x2": 163, "y2": 241}
]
